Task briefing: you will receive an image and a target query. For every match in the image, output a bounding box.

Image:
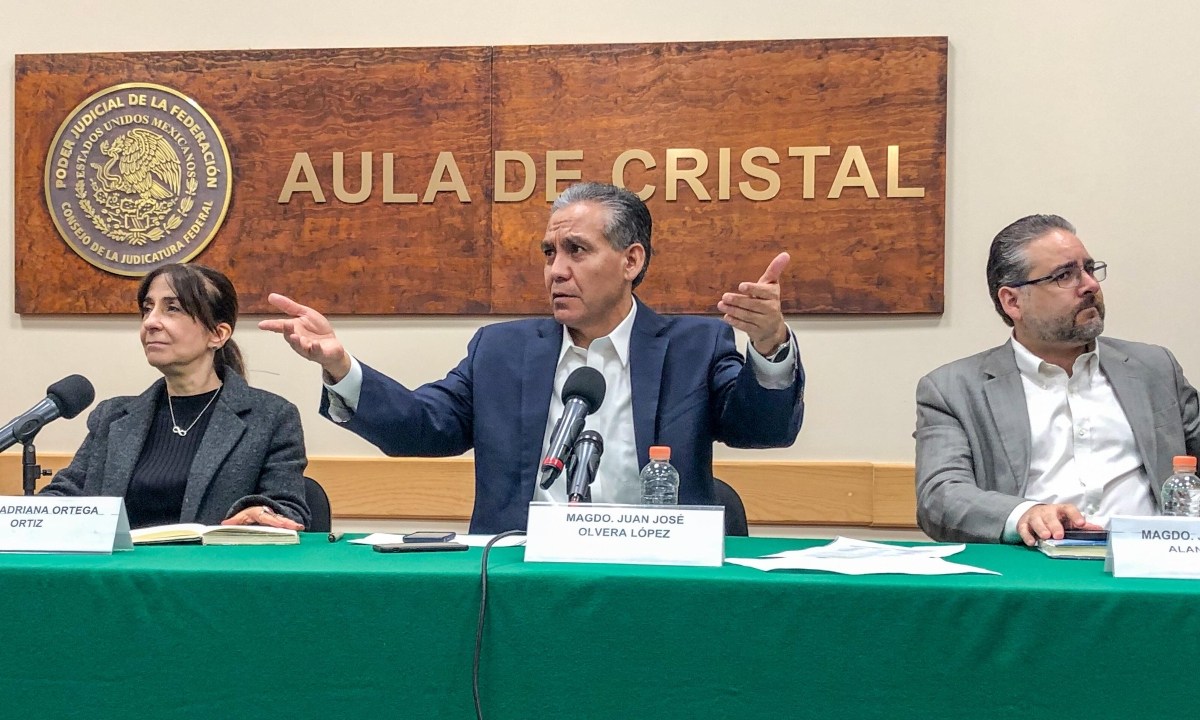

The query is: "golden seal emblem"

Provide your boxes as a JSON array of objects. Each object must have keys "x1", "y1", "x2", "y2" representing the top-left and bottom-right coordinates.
[{"x1": 44, "y1": 83, "x2": 231, "y2": 276}]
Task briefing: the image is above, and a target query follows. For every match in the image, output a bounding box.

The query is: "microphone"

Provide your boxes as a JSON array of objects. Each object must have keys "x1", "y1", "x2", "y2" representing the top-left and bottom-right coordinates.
[
  {"x1": 539, "y1": 367, "x2": 606, "y2": 490},
  {"x1": 567, "y1": 430, "x2": 604, "y2": 504},
  {"x1": 0, "y1": 375, "x2": 95, "y2": 453}
]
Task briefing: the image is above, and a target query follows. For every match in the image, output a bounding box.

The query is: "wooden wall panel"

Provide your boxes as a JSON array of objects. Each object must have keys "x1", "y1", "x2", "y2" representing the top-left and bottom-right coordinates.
[
  {"x1": 15, "y1": 48, "x2": 493, "y2": 314},
  {"x1": 491, "y1": 39, "x2": 947, "y2": 315},
  {"x1": 0, "y1": 454, "x2": 918, "y2": 528},
  {"x1": 872, "y1": 463, "x2": 919, "y2": 527},
  {"x1": 714, "y1": 462, "x2": 875, "y2": 525},
  {"x1": 15, "y1": 38, "x2": 945, "y2": 315}
]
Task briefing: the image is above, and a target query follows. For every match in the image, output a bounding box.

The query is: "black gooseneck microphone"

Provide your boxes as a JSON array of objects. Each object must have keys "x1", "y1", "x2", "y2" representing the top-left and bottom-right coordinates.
[
  {"x1": 0, "y1": 375, "x2": 96, "y2": 453},
  {"x1": 538, "y1": 367, "x2": 606, "y2": 490},
  {"x1": 566, "y1": 430, "x2": 604, "y2": 504}
]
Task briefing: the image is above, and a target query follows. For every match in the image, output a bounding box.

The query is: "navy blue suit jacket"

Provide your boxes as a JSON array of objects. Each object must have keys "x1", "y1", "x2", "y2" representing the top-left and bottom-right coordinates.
[{"x1": 324, "y1": 300, "x2": 805, "y2": 533}]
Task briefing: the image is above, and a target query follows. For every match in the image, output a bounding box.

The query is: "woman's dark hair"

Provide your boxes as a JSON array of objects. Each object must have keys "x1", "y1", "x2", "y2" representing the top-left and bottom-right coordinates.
[{"x1": 136, "y1": 263, "x2": 245, "y2": 377}]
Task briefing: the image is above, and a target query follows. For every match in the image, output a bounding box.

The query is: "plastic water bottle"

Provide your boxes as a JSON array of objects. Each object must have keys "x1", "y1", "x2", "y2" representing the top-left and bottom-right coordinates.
[
  {"x1": 640, "y1": 445, "x2": 680, "y2": 505},
  {"x1": 1161, "y1": 455, "x2": 1200, "y2": 516}
]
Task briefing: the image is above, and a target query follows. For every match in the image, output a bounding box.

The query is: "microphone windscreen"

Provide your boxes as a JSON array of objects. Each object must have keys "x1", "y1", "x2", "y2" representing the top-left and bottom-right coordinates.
[
  {"x1": 46, "y1": 375, "x2": 96, "y2": 419},
  {"x1": 563, "y1": 366, "x2": 606, "y2": 411}
]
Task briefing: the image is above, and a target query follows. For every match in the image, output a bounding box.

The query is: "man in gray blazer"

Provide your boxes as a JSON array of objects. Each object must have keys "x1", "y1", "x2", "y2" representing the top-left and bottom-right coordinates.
[{"x1": 916, "y1": 214, "x2": 1200, "y2": 544}]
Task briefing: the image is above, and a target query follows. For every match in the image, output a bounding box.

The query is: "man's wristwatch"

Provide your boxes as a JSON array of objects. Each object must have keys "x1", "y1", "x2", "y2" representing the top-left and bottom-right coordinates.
[{"x1": 764, "y1": 337, "x2": 791, "y2": 363}]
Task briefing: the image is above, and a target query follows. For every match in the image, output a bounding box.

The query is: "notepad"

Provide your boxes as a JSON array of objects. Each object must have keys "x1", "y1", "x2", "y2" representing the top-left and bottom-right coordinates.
[{"x1": 130, "y1": 523, "x2": 299, "y2": 546}]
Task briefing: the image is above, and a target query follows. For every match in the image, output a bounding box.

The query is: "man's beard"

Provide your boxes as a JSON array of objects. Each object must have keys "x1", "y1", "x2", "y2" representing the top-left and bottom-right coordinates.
[{"x1": 1027, "y1": 296, "x2": 1106, "y2": 344}]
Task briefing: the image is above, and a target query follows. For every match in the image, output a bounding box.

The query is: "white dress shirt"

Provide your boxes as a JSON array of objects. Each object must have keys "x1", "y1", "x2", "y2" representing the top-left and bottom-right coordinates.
[
  {"x1": 535, "y1": 302, "x2": 641, "y2": 504},
  {"x1": 324, "y1": 298, "x2": 797, "y2": 505},
  {"x1": 1002, "y1": 337, "x2": 1156, "y2": 541}
]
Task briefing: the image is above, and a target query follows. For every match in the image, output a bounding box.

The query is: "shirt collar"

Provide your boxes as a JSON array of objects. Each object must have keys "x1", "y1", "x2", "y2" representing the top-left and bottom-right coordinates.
[
  {"x1": 558, "y1": 298, "x2": 637, "y2": 368},
  {"x1": 1010, "y1": 335, "x2": 1100, "y2": 381}
]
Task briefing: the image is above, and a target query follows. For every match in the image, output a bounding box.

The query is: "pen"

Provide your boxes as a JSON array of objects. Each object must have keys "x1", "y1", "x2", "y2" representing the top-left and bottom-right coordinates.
[{"x1": 328, "y1": 532, "x2": 344, "y2": 543}]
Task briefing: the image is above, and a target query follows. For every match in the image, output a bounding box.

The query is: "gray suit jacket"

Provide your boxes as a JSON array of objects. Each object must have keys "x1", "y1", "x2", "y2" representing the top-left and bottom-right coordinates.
[
  {"x1": 915, "y1": 337, "x2": 1200, "y2": 543},
  {"x1": 40, "y1": 372, "x2": 310, "y2": 527}
]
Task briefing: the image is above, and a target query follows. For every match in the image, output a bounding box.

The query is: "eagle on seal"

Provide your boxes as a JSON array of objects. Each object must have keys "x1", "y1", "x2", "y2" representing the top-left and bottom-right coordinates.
[{"x1": 94, "y1": 128, "x2": 182, "y2": 202}]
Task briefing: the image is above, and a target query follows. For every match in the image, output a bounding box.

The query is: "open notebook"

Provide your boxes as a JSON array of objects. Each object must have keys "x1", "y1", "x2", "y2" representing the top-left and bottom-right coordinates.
[{"x1": 130, "y1": 523, "x2": 299, "y2": 546}]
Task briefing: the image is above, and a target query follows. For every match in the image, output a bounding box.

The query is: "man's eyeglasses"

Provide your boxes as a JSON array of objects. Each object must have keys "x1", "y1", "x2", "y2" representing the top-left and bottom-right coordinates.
[{"x1": 1008, "y1": 262, "x2": 1107, "y2": 290}]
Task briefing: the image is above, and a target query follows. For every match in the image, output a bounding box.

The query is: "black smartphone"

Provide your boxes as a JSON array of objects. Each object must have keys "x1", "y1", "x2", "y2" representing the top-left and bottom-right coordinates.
[
  {"x1": 373, "y1": 542, "x2": 468, "y2": 553},
  {"x1": 403, "y1": 531, "x2": 457, "y2": 543},
  {"x1": 1062, "y1": 530, "x2": 1108, "y2": 541}
]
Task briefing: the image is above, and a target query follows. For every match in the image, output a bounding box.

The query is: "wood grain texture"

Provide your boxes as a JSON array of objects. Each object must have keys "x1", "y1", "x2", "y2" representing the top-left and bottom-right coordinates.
[
  {"x1": 0, "y1": 455, "x2": 918, "y2": 527},
  {"x1": 16, "y1": 48, "x2": 493, "y2": 314},
  {"x1": 15, "y1": 39, "x2": 945, "y2": 315},
  {"x1": 491, "y1": 38, "x2": 948, "y2": 315},
  {"x1": 871, "y1": 463, "x2": 919, "y2": 527}
]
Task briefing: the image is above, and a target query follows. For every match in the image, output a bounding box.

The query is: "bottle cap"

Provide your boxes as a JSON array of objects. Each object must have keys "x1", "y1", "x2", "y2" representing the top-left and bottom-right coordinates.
[
  {"x1": 1173, "y1": 455, "x2": 1197, "y2": 471},
  {"x1": 649, "y1": 445, "x2": 671, "y2": 461}
]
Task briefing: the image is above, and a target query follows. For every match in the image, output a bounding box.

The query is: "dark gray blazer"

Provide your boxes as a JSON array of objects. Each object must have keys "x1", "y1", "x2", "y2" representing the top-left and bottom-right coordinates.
[
  {"x1": 40, "y1": 372, "x2": 310, "y2": 527},
  {"x1": 915, "y1": 337, "x2": 1200, "y2": 543}
]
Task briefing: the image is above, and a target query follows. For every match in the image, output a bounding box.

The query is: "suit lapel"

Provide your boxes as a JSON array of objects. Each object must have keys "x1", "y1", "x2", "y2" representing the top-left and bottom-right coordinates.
[
  {"x1": 101, "y1": 380, "x2": 163, "y2": 498},
  {"x1": 981, "y1": 344, "x2": 1033, "y2": 495},
  {"x1": 179, "y1": 375, "x2": 248, "y2": 523},
  {"x1": 1099, "y1": 340, "x2": 1159, "y2": 481},
  {"x1": 520, "y1": 320, "x2": 562, "y2": 502},
  {"x1": 629, "y1": 299, "x2": 668, "y2": 470}
]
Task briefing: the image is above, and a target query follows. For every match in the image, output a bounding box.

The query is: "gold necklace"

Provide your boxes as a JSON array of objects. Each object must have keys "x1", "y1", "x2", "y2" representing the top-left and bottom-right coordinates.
[{"x1": 168, "y1": 386, "x2": 221, "y2": 437}]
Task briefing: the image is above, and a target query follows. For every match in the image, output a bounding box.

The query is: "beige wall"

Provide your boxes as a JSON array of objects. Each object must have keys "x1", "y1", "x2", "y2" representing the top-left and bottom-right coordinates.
[{"x1": 3, "y1": 1, "x2": 1196, "y2": 470}]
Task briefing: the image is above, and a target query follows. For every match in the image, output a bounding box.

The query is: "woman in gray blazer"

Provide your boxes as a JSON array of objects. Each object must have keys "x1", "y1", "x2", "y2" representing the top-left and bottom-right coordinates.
[{"x1": 40, "y1": 264, "x2": 311, "y2": 530}]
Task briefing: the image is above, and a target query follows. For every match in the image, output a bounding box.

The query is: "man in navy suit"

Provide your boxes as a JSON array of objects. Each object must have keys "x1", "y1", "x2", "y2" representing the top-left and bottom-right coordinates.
[{"x1": 262, "y1": 182, "x2": 805, "y2": 532}]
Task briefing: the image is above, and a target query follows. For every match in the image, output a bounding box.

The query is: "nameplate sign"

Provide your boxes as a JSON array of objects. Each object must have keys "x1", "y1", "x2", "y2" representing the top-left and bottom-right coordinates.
[
  {"x1": 0, "y1": 496, "x2": 132, "y2": 553},
  {"x1": 1107, "y1": 515, "x2": 1200, "y2": 579},
  {"x1": 524, "y1": 502, "x2": 725, "y2": 567}
]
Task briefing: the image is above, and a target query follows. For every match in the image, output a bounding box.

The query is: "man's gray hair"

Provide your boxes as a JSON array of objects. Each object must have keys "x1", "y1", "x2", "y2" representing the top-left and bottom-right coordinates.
[
  {"x1": 986, "y1": 214, "x2": 1077, "y2": 326},
  {"x1": 551, "y1": 182, "x2": 653, "y2": 288}
]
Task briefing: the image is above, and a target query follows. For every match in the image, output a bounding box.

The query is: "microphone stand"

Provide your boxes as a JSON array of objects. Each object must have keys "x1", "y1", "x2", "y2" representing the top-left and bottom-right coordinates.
[
  {"x1": 567, "y1": 472, "x2": 593, "y2": 503},
  {"x1": 566, "y1": 452, "x2": 586, "y2": 503},
  {"x1": 22, "y1": 442, "x2": 41, "y2": 496},
  {"x1": 567, "y1": 431, "x2": 604, "y2": 504},
  {"x1": 18, "y1": 427, "x2": 52, "y2": 496}
]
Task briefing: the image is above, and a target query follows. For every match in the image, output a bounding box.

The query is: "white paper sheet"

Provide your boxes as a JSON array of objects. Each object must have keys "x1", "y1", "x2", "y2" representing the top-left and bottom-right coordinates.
[
  {"x1": 349, "y1": 533, "x2": 526, "y2": 548},
  {"x1": 726, "y1": 536, "x2": 998, "y2": 575}
]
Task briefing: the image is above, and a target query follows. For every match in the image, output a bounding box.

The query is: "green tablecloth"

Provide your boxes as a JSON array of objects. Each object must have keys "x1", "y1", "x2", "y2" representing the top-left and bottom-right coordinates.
[{"x1": 0, "y1": 535, "x2": 1192, "y2": 719}]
